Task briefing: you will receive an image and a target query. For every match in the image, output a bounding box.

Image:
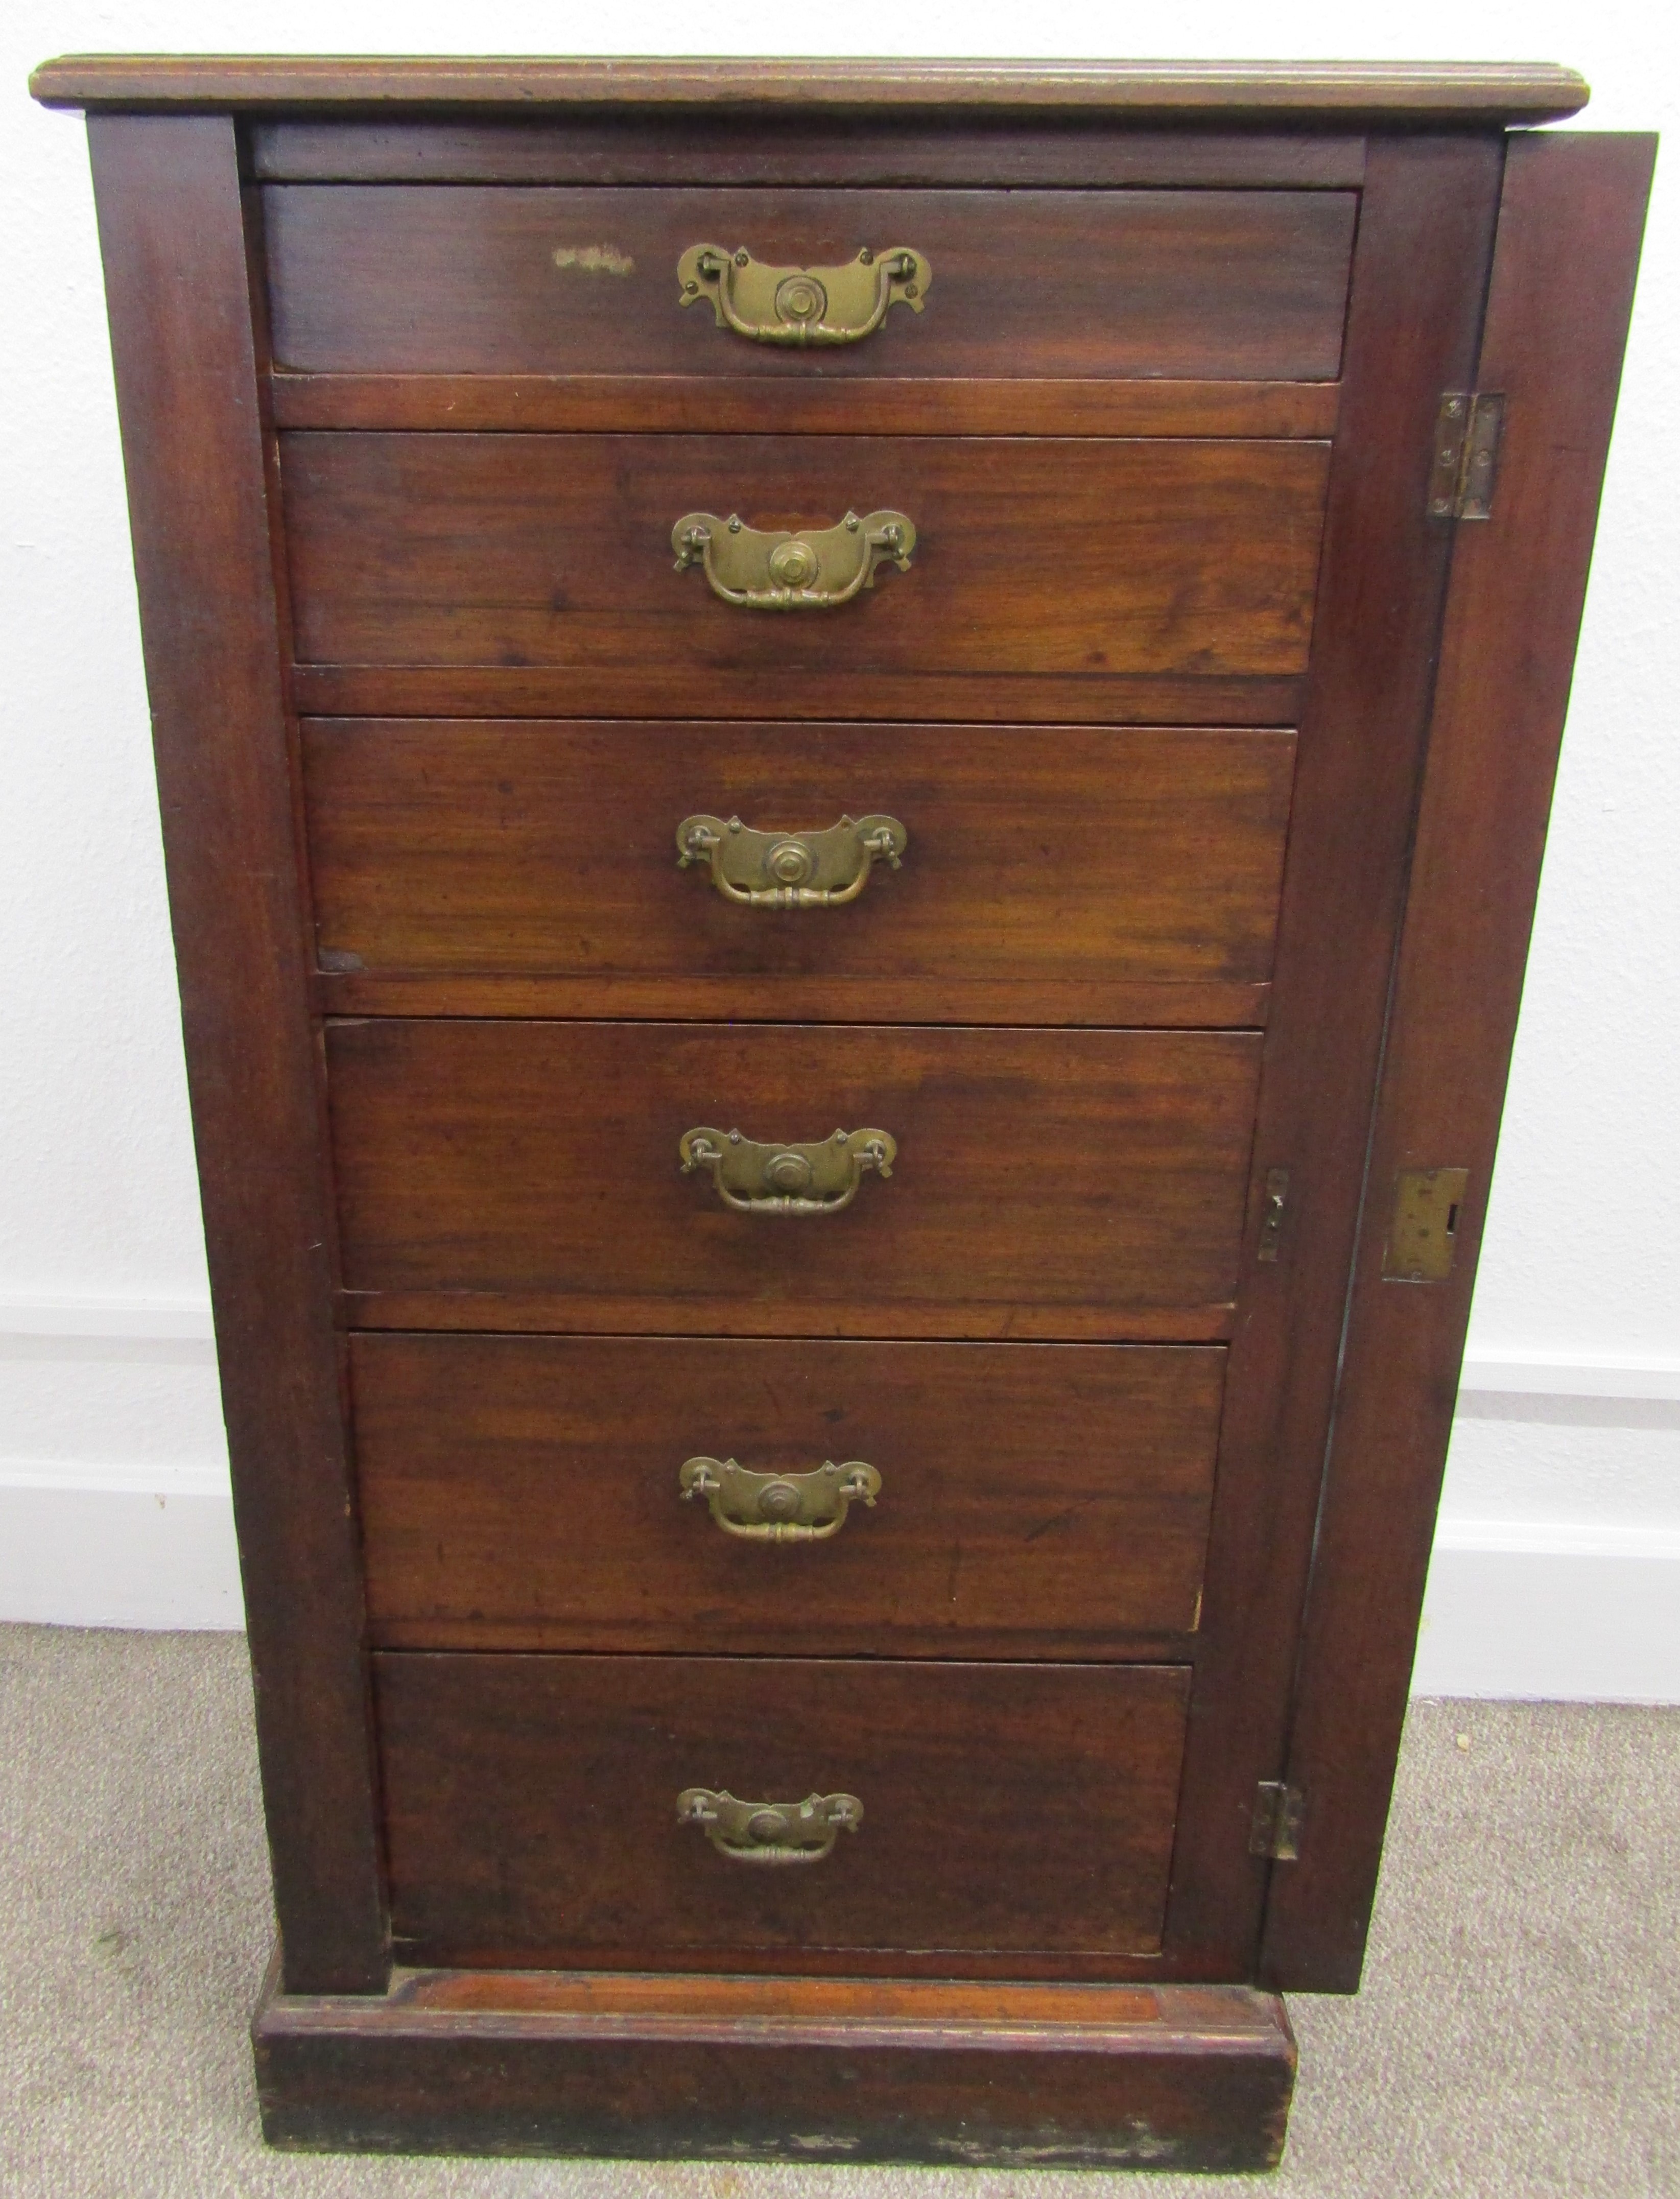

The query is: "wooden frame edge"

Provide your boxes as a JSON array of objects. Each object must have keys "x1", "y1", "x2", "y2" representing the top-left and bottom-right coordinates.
[
  {"x1": 251, "y1": 1950, "x2": 1296, "y2": 2166},
  {"x1": 85, "y1": 112, "x2": 389, "y2": 1993},
  {"x1": 1259, "y1": 130, "x2": 1657, "y2": 1994}
]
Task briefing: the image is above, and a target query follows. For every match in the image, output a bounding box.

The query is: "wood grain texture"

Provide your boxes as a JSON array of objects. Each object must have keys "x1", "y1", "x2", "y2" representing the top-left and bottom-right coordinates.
[
  {"x1": 324, "y1": 1021, "x2": 1262, "y2": 1339},
  {"x1": 352, "y1": 1334, "x2": 1222, "y2": 1653},
  {"x1": 292, "y1": 664, "x2": 1308, "y2": 730},
  {"x1": 280, "y1": 434, "x2": 1330, "y2": 718},
  {"x1": 253, "y1": 1957, "x2": 1295, "y2": 2167},
  {"x1": 1150, "y1": 137, "x2": 1507, "y2": 1975},
  {"x1": 248, "y1": 116, "x2": 1365, "y2": 188},
  {"x1": 31, "y1": 53, "x2": 1589, "y2": 118},
  {"x1": 85, "y1": 115, "x2": 386, "y2": 1996},
  {"x1": 270, "y1": 372, "x2": 1341, "y2": 439},
  {"x1": 1260, "y1": 132, "x2": 1656, "y2": 1996},
  {"x1": 301, "y1": 719, "x2": 1295, "y2": 1025},
  {"x1": 373, "y1": 1655, "x2": 1191, "y2": 1962},
  {"x1": 264, "y1": 185, "x2": 1355, "y2": 382},
  {"x1": 317, "y1": 972, "x2": 1269, "y2": 1028}
]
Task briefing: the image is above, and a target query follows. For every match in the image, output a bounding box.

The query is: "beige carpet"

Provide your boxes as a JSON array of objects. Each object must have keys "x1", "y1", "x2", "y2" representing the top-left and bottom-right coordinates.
[{"x1": 0, "y1": 1626, "x2": 1674, "y2": 2197}]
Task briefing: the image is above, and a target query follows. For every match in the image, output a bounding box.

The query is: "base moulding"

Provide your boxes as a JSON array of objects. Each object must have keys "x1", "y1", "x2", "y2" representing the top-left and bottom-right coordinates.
[{"x1": 253, "y1": 1953, "x2": 1296, "y2": 2169}]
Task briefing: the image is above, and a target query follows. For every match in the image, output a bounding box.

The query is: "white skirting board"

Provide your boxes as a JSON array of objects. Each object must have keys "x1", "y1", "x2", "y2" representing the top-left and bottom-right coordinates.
[
  {"x1": 1415, "y1": 1524, "x2": 1680, "y2": 1702},
  {"x1": 0, "y1": 1476, "x2": 244, "y2": 1630}
]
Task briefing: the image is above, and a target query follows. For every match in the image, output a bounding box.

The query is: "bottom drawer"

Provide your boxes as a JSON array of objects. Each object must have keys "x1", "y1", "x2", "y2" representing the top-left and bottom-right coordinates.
[{"x1": 376, "y1": 1654, "x2": 1190, "y2": 1965}]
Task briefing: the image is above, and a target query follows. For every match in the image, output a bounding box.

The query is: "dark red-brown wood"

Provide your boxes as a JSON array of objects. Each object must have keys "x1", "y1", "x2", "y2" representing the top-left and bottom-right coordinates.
[
  {"x1": 352, "y1": 1334, "x2": 1222, "y2": 1653},
  {"x1": 253, "y1": 1958, "x2": 1295, "y2": 2167},
  {"x1": 1260, "y1": 131, "x2": 1656, "y2": 1994},
  {"x1": 279, "y1": 432, "x2": 1331, "y2": 722},
  {"x1": 294, "y1": 663, "x2": 1308, "y2": 730},
  {"x1": 264, "y1": 185, "x2": 1356, "y2": 381},
  {"x1": 31, "y1": 52, "x2": 1588, "y2": 118},
  {"x1": 302, "y1": 718, "x2": 1295, "y2": 1027},
  {"x1": 324, "y1": 1021, "x2": 1263, "y2": 1340},
  {"x1": 84, "y1": 113, "x2": 386, "y2": 1993},
  {"x1": 373, "y1": 1655, "x2": 1191, "y2": 1964},
  {"x1": 1155, "y1": 134, "x2": 1507, "y2": 1972},
  {"x1": 248, "y1": 115, "x2": 1366, "y2": 188},
  {"x1": 270, "y1": 372, "x2": 1341, "y2": 439}
]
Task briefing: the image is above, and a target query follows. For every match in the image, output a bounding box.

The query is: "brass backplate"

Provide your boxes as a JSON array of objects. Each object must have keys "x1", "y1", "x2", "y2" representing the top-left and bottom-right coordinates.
[
  {"x1": 671, "y1": 509, "x2": 915, "y2": 610},
  {"x1": 678, "y1": 812, "x2": 907, "y2": 908},
  {"x1": 680, "y1": 1455, "x2": 882, "y2": 1542},
  {"x1": 678, "y1": 243, "x2": 930, "y2": 345},
  {"x1": 677, "y1": 1788, "x2": 863, "y2": 1864},
  {"x1": 679, "y1": 1125, "x2": 896, "y2": 1216},
  {"x1": 1383, "y1": 1166, "x2": 1470, "y2": 1283}
]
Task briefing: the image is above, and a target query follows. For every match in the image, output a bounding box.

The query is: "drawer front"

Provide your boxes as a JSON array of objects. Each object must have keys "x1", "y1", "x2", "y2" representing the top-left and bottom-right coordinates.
[
  {"x1": 304, "y1": 718, "x2": 1296, "y2": 1024},
  {"x1": 374, "y1": 1654, "x2": 1191, "y2": 1961},
  {"x1": 326, "y1": 1021, "x2": 1263, "y2": 1339},
  {"x1": 354, "y1": 1334, "x2": 1222, "y2": 1653},
  {"x1": 266, "y1": 184, "x2": 1357, "y2": 381},
  {"x1": 281, "y1": 433, "x2": 1329, "y2": 716}
]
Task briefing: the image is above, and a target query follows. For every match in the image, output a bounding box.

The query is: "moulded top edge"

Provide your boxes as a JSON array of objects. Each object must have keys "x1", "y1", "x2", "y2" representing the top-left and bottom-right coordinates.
[{"x1": 29, "y1": 55, "x2": 1590, "y2": 125}]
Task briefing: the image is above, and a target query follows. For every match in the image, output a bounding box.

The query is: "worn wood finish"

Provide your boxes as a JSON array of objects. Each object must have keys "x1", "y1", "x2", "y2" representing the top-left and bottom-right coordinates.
[
  {"x1": 1261, "y1": 132, "x2": 1656, "y2": 1995},
  {"x1": 281, "y1": 433, "x2": 1330, "y2": 719},
  {"x1": 1153, "y1": 136, "x2": 1507, "y2": 1971},
  {"x1": 374, "y1": 1655, "x2": 1190, "y2": 1962},
  {"x1": 266, "y1": 185, "x2": 1356, "y2": 382},
  {"x1": 249, "y1": 116, "x2": 1365, "y2": 188},
  {"x1": 43, "y1": 53, "x2": 1639, "y2": 2171},
  {"x1": 325, "y1": 1021, "x2": 1262, "y2": 1339},
  {"x1": 270, "y1": 372, "x2": 1342, "y2": 439},
  {"x1": 254, "y1": 1960, "x2": 1295, "y2": 2167},
  {"x1": 353, "y1": 1335, "x2": 1222, "y2": 1653},
  {"x1": 84, "y1": 115, "x2": 386, "y2": 1997},
  {"x1": 302, "y1": 719, "x2": 1295, "y2": 1025},
  {"x1": 32, "y1": 53, "x2": 1589, "y2": 117}
]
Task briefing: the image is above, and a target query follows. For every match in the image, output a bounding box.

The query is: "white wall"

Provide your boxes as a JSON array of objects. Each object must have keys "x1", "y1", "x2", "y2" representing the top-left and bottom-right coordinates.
[{"x1": 2, "y1": 1, "x2": 1675, "y2": 1693}]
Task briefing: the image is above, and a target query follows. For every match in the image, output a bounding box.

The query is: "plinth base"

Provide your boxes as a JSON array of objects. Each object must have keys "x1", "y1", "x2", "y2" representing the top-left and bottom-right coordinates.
[{"x1": 254, "y1": 1955, "x2": 1295, "y2": 2171}]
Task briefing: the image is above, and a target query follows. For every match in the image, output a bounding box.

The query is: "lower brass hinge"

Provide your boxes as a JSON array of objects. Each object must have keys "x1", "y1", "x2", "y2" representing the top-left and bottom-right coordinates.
[
  {"x1": 1250, "y1": 1781, "x2": 1305, "y2": 1862},
  {"x1": 1428, "y1": 391, "x2": 1505, "y2": 521}
]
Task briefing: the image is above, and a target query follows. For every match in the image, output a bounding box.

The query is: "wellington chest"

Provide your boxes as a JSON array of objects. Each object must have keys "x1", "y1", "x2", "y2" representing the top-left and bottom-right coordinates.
[{"x1": 31, "y1": 53, "x2": 1652, "y2": 2171}]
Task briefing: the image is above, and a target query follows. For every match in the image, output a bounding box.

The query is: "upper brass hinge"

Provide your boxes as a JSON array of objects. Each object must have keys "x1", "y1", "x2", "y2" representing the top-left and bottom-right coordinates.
[
  {"x1": 1250, "y1": 1780, "x2": 1305, "y2": 1862},
  {"x1": 1428, "y1": 391, "x2": 1505, "y2": 521}
]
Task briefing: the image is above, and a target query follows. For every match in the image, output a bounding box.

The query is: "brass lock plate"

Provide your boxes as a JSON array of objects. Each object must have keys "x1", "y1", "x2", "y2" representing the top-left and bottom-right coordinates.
[{"x1": 1383, "y1": 1167, "x2": 1470, "y2": 1282}]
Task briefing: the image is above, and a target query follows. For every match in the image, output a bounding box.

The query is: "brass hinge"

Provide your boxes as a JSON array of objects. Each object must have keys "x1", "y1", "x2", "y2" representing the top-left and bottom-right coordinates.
[
  {"x1": 1250, "y1": 1781, "x2": 1305, "y2": 1862},
  {"x1": 1428, "y1": 391, "x2": 1505, "y2": 521}
]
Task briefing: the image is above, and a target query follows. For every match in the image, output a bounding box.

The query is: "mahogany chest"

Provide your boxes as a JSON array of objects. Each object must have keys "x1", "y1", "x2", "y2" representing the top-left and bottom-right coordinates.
[{"x1": 31, "y1": 53, "x2": 1651, "y2": 2170}]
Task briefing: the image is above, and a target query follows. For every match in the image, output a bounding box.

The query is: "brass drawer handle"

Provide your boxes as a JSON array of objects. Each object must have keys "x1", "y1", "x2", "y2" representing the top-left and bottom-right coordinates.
[
  {"x1": 677, "y1": 243, "x2": 930, "y2": 346},
  {"x1": 678, "y1": 1125, "x2": 896, "y2": 1216},
  {"x1": 679, "y1": 1456, "x2": 882, "y2": 1542},
  {"x1": 677, "y1": 812, "x2": 908, "y2": 908},
  {"x1": 672, "y1": 509, "x2": 915, "y2": 610},
  {"x1": 677, "y1": 1788, "x2": 863, "y2": 1865}
]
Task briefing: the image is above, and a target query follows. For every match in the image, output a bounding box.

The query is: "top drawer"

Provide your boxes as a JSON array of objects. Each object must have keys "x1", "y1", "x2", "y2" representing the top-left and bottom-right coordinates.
[{"x1": 264, "y1": 185, "x2": 1357, "y2": 382}]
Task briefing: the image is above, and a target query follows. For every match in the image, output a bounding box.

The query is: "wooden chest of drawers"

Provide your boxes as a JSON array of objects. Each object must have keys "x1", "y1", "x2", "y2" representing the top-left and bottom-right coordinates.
[{"x1": 33, "y1": 53, "x2": 1651, "y2": 2171}]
